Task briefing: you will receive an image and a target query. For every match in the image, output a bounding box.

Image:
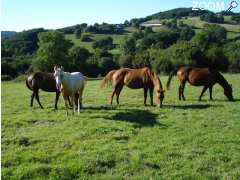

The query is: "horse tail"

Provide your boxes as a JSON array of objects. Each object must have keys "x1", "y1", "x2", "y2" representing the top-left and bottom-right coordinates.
[
  {"x1": 166, "y1": 69, "x2": 178, "y2": 90},
  {"x1": 100, "y1": 70, "x2": 116, "y2": 88},
  {"x1": 25, "y1": 77, "x2": 33, "y2": 91}
]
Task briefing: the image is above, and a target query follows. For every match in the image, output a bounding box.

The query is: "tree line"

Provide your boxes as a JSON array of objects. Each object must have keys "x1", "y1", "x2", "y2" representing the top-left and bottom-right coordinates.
[{"x1": 2, "y1": 8, "x2": 240, "y2": 80}]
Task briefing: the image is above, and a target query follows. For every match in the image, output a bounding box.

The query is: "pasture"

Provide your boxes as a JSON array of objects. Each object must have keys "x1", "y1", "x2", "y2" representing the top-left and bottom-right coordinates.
[{"x1": 2, "y1": 74, "x2": 240, "y2": 179}]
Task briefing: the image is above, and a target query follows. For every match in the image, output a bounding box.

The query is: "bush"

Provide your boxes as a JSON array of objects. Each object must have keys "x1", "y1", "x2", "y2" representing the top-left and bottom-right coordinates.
[
  {"x1": 118, "y1": 55, "x2": 134, "y2": 67},
  {"x1": 81, "y1": 34, "x2": 93, "y2": 42},
  {"x1": 92, "y1": 37, "x2": 113, "y2": 50},
  {"x1": 1, "y1": 75, "x2": 13, "y2": 81}
]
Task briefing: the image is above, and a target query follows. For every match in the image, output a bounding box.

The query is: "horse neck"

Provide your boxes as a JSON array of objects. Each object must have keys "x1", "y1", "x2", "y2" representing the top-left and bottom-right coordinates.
[
  {"x1": 60, "y1": 72, "x2": 69, "y2": 87},
  {"x1": 216, "y1": 72, "x2": 229, "y2": 90}
]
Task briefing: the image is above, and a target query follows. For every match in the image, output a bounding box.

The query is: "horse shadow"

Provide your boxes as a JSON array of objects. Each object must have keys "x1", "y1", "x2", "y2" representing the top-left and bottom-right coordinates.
[
  {"x1": 163, "y1": 103, "x2": 223, "y2": 109},
  {"x1": 107, "y1": 109, "x2": 167, "y2": 128}
]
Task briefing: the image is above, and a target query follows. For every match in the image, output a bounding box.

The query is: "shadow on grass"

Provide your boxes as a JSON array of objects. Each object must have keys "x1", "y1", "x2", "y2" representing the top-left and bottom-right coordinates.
[
  {"x1": 109, "y1": 109, "x2": 166, "y2": 127},
  {"x1": 163, "y1": 104, "x2": 223, "y2": 109}
]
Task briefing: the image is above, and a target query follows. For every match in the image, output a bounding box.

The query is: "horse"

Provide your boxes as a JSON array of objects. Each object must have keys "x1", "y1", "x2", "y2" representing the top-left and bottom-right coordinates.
[
  {"x1": 166, "y1": 67, "x2": 233, "y2": 101},
  {"x1": 101, "y1": 67, "x2": 165, "y2": 107},
  {"x1": 54, "y1": 66, "x2": 86, "y2": 115},
  {"x1": 26, "y1": 72, "x2": 61, "y2": 109}
]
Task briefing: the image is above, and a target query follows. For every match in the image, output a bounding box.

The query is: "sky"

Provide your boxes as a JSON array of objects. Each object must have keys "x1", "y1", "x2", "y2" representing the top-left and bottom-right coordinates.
[{"x1": 1, "y1": 0, "x2": 240, "y2": 32}]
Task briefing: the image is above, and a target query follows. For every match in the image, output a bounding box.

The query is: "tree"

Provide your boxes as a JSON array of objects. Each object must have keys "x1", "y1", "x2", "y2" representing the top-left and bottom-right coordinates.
[
  {"x1": 121, "y1": 37, "x2": 136, "y2": 55},
  {"x1": 118, "y1": 55, "x2": 133, "y2": 67},
  {"x1": 33, "y1": 30, "x2": 73, "y2": 72},
  {"x1": 74, "y1": 28, "x2": 82, "y2": 39},
  {"x1": 180, "y1": 26, "x2": 195, "y2": 40},
  {"x1": 69, "y1": 46, "x2": 91, "y2": 73},
  {"x1": 98, "y1": 57, "x2": 117, "y2": 75},
  {"x1": 92, "y1": 36, "x2": 113, "y2": 50}
]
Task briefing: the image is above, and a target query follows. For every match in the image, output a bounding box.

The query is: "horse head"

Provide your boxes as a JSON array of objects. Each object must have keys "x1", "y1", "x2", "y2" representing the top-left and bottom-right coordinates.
[
  {"x1": 54, "y1": 65, "x2": 64, "y2": 91},
  {"x1": 153, "y1": 72, "x2": 165, "y2": 107}
]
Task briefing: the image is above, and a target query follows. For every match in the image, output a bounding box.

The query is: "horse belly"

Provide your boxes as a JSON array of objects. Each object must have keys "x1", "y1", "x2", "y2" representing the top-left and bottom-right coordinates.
[
  {"x1": 124, "y1": 77, "x2": 143, "y2": 89},
  {"x1": 189, "y1": 74, "x2": 213, "y2": 86}
]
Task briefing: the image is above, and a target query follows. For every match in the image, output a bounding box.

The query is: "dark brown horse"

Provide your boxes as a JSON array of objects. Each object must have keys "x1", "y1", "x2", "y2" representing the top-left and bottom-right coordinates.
[
  {"x1": 166, "y1": 67, "x2": 233, "y2": 101},
  {"x1": 101, "y1": 67, "x2": 165, "y2": 107},
  {"x1": 26, "y1": 72, "x2": 61, "y2": 109}
]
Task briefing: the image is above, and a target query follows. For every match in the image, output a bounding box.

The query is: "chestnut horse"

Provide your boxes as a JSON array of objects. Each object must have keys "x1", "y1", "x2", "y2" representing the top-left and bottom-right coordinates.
[
  {"x1": 101, "y1": 67, "x2": 165, "y2": 107},
  {"x1": 166, "y1": 67, "x2": 233, "y2": 101}
]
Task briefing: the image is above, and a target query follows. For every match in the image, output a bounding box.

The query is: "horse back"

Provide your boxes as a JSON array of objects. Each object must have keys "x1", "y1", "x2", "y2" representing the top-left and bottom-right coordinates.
[
  {"x1": 28, "y1": 72, "x2": 57, "y2": 92},
  {"x1": 114, "y1": 67, "x2": 153, "y2": 89},
  {"x1": 188, "y1": 68, "x2": 217, "y2": 86}
]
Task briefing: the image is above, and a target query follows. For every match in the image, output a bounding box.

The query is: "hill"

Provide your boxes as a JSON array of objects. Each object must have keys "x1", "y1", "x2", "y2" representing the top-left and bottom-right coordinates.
[{"x1": 1, "y1": 31, "x2": 17, "y2": 37}]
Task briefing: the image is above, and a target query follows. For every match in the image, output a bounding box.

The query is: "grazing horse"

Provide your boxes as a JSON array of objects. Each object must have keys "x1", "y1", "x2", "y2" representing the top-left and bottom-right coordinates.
[
  {"x1": 166, "y1": 67, "x2": 233, "y2": 101},
  {"x1": 54, "y1": 66, "x2": 86, "y2": 115},
  {"x1": 26, "y1": 72, "x2": 61, "y2": 109},
  {"x1": 101, "y1": 67, "x2": 165, "y2": 107}
]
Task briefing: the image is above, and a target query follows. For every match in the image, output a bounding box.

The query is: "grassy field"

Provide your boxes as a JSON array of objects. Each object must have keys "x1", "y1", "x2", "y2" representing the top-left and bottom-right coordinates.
[
  {"x1": 2, "y1": 74, "x2": 240, "y2": 179},
  {"x1": 65, "y1": 33, "x2": 127, "y2": 54}
]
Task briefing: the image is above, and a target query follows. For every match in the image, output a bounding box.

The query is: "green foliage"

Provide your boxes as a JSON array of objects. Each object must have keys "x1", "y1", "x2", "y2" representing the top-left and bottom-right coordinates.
[
  {"x1": 68, "y1": 46, "x2": 91, "y2": 73},
  {"x1": 121, "y1": 37, "x2": 136, "y2": 55},
  {"x1": 81, "y1": 33, "x2": 93, "y2": 42},
  {"x1": 224, "y1": 42, "x2": 240, "y2": 72},
  {"x1": 231, "y1": 15, "x2": 240, "y2": 24},
  {"x1": 180, "y1": 26, "x2": 195, "y2": 40},
  {"x1": 193, "y1": 24, "x2": 227, "y2": 48},
  {"x1": 132, "y1": 50, "x2": 151, "y2": 68},
  {"x1": 200, "y1": 13, "x2": 224, "y2": 23},
  {"x1": 205, "y1": 45, "x2": 229, "y2": 71},
  {"x1": 1, "y1": 75, "x2": 13, "y2": 81},
  {"x1": 98, "y1": 57, "x2": 118, "y2": 75},
  {"x1": 33, "y1": 31, "x2": 73, "y2": 72},
  {"x1": 118, "y1": 55, "x2": 134, "y2": 67},
  {"x1": 2, "y1": 55, "x2": 33, "y2": 77},
  {"x1": 74, "y1": 28, "x2": 82, "y2": 39},
  {"x1": 92, "y1": 37, "x2": 114, "y2": 50},
  {"x1": 2, "y1": 28, "x2": 45, "y2": 57}
]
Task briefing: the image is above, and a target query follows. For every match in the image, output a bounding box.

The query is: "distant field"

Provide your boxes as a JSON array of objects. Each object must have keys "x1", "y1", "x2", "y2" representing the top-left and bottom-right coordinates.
[
  {"x1": 65, "y1": 33, "x2": 127, "y2": 54},
  {"x1": 2, "y1": 74, "x2": 240, "y2": 179},
  {"x1": 181, "y1": 17, "x2": 240, "y2": 33}
]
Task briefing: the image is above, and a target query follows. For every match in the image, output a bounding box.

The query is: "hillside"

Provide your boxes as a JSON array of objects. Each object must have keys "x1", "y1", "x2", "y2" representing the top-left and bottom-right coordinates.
[{"x1": 2, "y1": 7, "x2": 240, "y2": 78}]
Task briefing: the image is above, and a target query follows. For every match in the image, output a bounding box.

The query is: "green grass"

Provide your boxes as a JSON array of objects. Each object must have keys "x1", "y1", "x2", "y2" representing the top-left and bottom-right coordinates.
[
  {"x1": 181, "y1": 17, "x2": 240, "y2": 33},
  {"x1": 2, "y1": 74, "x2": 240, "y2": 179},
  {"x1": 65, "y1": 33, "x2": 126, "y2": 54}
]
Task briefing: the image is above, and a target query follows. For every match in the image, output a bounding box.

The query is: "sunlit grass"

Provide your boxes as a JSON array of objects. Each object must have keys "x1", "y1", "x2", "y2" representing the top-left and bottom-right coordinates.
[{"x1": 2, "y1": 74, "x2": 240, "y2": 179}]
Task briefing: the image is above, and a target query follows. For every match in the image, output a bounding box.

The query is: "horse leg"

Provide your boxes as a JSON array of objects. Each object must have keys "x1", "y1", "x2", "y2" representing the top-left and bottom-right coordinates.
[
  {"x1": 30, "y1": 92, "x2": 35, "y2": 107},
  {"x1": 78, "y1": 87, "x2": 84, "y2": 111},
  {"x1": 199, "y1": 86, "x2": 208, "y2": 101},
  {"x1": 63, "y1": 95, "x2": 69, "y2": 116},
  {"x1": 75, "y1": 93, "x2": 80, "y2": 108},
  {"x1": 181, "y1": 82, "x2": 186, "y2": 101},
  {"x1": 55, "y1": 91, "x2": 60, "y2": 109},
  {"x1": 110, "y1": 87, "x2": 117, "y2": 105},
  {"x1": 209, "y1": 86, "x2": 213, "y2": 100},
  {"x1": 71, "y1": 95, "x2": 76, "y2": 115},
  {"x1": 144, "y1": 88, "x2": 148, "y2": 106},
  {"x1": 178, "y1": 85, "x2": 182, "y2": 100},
  {"x1": 116, "y1": 85, "x2": 123, "y2": 105},
  {"x1": 149, "y1": 88, "x2": 154, "y2": 106},
  {"x1": 67, "y1": 96, "x2": 72, "y2": 107},
  {"x1": 34, "y1": 89, "x2": 43, "y2": 109}
]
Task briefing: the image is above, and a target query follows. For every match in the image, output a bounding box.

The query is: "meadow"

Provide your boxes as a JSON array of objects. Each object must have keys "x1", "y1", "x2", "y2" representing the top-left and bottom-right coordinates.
[{"x1": 2, "y1": 74, "x2": 240, "y2": 179}]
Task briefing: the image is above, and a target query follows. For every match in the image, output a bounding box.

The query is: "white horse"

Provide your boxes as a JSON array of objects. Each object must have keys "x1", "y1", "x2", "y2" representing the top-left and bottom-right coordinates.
[{"x1": 54, "y1": 66, "x2": 86, "y2": 115}]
